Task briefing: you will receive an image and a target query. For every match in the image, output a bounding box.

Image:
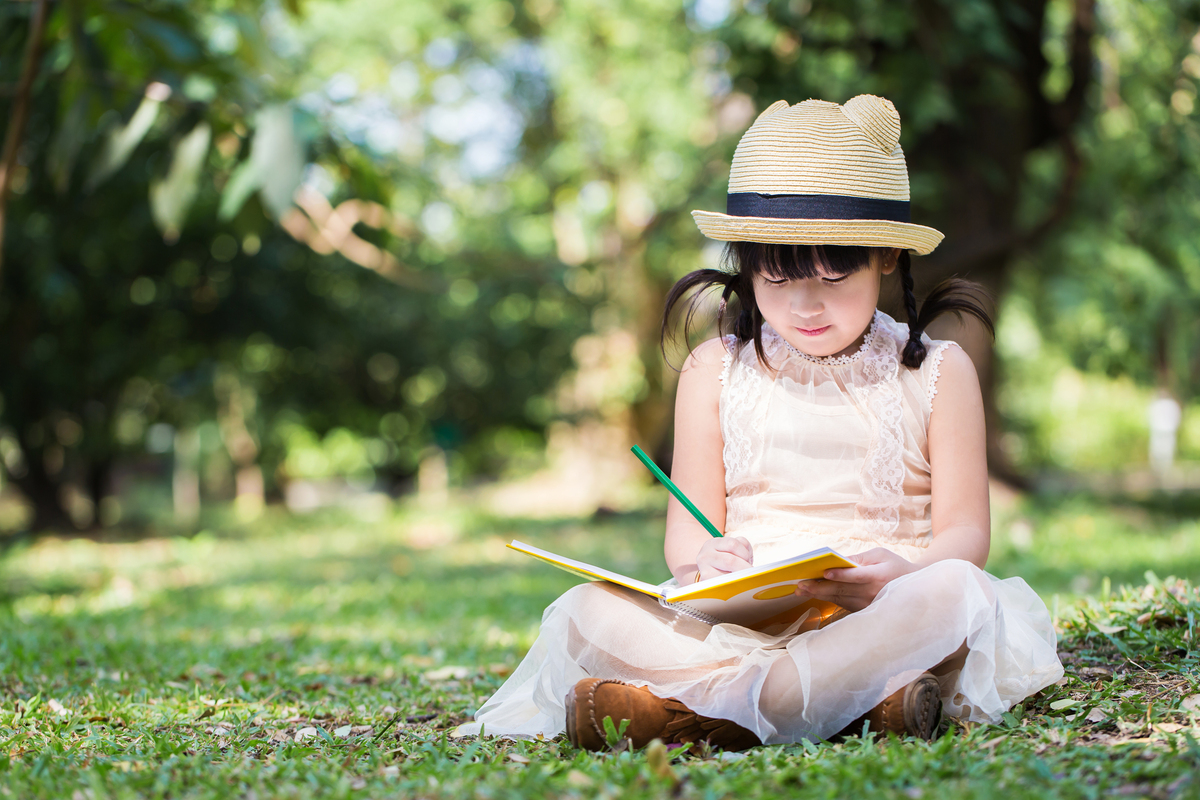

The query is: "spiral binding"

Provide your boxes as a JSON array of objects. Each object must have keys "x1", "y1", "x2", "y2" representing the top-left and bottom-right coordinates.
[{"x1": 658, "y1": 596, "x2": 721, "y2": 626}]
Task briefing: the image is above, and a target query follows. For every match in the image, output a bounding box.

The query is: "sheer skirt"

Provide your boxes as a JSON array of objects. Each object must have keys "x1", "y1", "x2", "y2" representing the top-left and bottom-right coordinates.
[{"x1": 458, "y1": 559, "x2": 1063, "y2": 743}]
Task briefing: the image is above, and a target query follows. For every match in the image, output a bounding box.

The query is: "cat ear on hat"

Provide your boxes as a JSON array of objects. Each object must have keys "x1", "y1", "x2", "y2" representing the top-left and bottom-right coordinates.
[
  {"x1": 841, "y1": 95, "x2": 902, "y2": 155},
  {"x1": 754, "y1": 99, "x2": 791, "y2": 123}
]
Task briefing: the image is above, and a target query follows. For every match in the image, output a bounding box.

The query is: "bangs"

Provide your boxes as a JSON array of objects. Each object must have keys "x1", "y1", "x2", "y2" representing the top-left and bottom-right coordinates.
[{"x1": 724, "y1": 242, "x2": 879, "y2": 281}]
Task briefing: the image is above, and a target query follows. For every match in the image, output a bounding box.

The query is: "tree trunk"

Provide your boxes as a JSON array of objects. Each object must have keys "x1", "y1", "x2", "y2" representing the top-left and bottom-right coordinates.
[{"x1": 13, "y1": 456, "x2": 73, "y2": 532}]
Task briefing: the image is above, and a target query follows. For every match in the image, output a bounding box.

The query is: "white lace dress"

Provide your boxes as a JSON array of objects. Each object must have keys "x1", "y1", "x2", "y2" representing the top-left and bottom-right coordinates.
[{"x1": 459, "y1": 311, "x2": 1063, "y2": 744}]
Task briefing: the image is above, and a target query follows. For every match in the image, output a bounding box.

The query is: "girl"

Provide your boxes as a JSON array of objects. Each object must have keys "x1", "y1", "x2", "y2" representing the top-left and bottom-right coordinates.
[{"x1": 458, "y1": 95, "x2": 1062, "y2": 749}]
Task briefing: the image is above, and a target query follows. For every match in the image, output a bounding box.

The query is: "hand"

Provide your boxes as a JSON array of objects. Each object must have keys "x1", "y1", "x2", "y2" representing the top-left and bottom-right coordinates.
[
  {"x1": 694, "y1": 536, "x2": 753, "y2": 582},
  {"x1": 793, "y1": 547, "x2": 916, "y2": 612}
]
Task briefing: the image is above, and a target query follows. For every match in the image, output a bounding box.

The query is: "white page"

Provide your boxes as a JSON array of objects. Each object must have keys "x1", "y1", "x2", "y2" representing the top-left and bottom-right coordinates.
[
  {"x1": 508, "y1": 540, "x2": 665, "y2": 597},
  {"x1": 660, "y1": 546, "x2": 839, "y2": 601}
]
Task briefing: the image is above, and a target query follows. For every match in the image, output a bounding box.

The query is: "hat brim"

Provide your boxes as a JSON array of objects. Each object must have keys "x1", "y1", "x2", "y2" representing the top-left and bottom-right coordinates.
[{"x1": 692, "y1": 211, "x2": 944, "y2": 256}]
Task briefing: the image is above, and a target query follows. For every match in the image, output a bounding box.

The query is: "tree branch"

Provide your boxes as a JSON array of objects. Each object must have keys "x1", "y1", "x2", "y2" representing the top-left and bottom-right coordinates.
[{"x1": 0, "y1": 0, "x2": 52, "y2": 284}]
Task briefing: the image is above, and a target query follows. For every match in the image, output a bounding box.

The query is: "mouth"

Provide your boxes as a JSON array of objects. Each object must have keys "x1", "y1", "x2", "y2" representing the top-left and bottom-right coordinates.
[{"x1": 796, "y1": 326, "x2": 830, "y2": 336}]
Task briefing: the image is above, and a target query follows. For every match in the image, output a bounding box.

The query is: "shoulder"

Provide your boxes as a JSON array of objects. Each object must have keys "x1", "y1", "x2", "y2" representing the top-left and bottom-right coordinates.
[
  {"x1": 927, "y1": 342, "x2": 981, "y2": 415},
  {"x1": 682, "y1": 336, "x2": 730, "y2": 373},
  {"x1": 676, "y1": 337, "x2": 727, "y2": 417},
  {"x1": 682, "y1": 336, "x2": 734, "y2": 384}
]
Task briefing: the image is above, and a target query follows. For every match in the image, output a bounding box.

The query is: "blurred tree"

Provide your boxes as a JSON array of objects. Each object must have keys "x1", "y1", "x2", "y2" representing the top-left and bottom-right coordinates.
[
  {"x1": 997, "y1": 1, "x2": 1200, "y2": 469},
  {"x1": 0, "y1": 0, "x2": 592, "y2": 530}
]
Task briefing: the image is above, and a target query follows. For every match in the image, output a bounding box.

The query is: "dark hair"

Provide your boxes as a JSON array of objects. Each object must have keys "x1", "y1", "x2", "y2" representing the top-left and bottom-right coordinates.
[{"x1": 660, "y1": 242, "x2": 994, "y2": 370}]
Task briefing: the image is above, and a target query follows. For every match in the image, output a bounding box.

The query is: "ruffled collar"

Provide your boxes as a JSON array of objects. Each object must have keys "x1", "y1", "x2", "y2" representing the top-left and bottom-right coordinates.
[{"x1": 766, "y1": 310, "x2": 881, "y2": 367}]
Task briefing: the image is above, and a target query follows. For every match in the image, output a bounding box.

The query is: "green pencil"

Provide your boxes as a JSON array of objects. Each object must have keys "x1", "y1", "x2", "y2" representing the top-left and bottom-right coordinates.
[{"x1": 631, "y1": 445, "x2": 723, "y2": 538}]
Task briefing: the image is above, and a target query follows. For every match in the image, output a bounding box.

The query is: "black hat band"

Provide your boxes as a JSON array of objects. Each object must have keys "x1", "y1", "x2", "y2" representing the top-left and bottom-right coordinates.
[{"x1": 726, "y1": 193, "x2": 911, "y2": 223}]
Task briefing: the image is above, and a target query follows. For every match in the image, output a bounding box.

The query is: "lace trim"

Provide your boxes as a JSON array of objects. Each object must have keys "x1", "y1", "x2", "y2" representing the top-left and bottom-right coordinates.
[
  {"x1": 926, "y1": 341, "x2": 958, "y2": 406},
  {"x1": 855, "y1": 320, "x2": 905, "y2": 541},
  {"x1": 775, "y1": 311, "x2": 881, "y2": 367},
  {"x1": 718, "y1": 336, "x2": 737, "y2": 385},
  {"x1": 719, "y1": 335, "x2": 761, "y2": 502}
]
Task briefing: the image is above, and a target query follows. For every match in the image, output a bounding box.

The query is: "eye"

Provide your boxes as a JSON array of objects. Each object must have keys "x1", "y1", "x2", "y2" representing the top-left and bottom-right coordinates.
[
  {"x1": 763, "y1": 276, "x2": 789, "y2": 285},
  {"x1": 822, "y1": 275, "x2": 849, "y2": 284}
]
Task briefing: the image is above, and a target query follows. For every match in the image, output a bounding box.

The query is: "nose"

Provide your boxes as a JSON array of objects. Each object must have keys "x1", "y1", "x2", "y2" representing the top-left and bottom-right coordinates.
[{"x1": 788, "y1": 283, "x2": 824, "y2": 317}]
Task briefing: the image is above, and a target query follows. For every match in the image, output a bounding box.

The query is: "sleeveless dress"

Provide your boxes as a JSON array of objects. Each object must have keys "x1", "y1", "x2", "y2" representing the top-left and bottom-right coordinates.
[{"x1": 459, "y1": 311, "x2": 1063, "y2": 743}]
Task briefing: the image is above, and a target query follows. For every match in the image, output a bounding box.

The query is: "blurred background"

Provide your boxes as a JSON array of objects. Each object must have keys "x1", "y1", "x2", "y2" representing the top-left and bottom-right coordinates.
[{"x1": 2, "y1": 0, "x2": 1200, "y2": 542}]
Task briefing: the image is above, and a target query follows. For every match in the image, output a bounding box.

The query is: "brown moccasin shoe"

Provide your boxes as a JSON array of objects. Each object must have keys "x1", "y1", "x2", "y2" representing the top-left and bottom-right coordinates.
[
  {"x1": 565, "y1": 678, "x2": 761, "y2": 752},
  {"x1": 836, "y1": 672, "x2": 943, "y2": 741}
]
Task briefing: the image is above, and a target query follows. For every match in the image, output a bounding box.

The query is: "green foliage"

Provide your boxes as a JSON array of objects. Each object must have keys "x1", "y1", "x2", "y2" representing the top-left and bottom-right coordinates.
[
  {"x1": 0, "y1": 499, "x2": 1199, "y2": 797},
  {"x1": 1006, "y1": 1, "x2": 1200, "y2": 398}
]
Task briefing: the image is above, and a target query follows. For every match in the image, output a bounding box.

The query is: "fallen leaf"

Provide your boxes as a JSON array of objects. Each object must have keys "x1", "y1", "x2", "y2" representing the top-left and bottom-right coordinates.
[
  {"x1": 1154, "y1": 723, "x2": 1185, "y2": 733},
  {"x1": 334, "y1": 725, "x2": 353, "y2": 738},
  {"x1": 350, "y1": 778, "x2": 366, "y2": 790},
  {"x1": 507, "y1": 753, "x2": 531, "y2": 764},
  {"x1": 1085, "y1": 708, "x2": 1108, "y2": 724},
  {"x1": 1050, "y1": 699, "x2": 1078, "y2": 711},
  {"x1": 566, "y1": 770, "x2": 593, "y2": 788},
  {"x1": 47, "y1": 699, "x2": 68, "y2": 716},
  {"x1": 381, "y1": 765, "x2": 400, "y2": 777},
  {"x1": 294, "y1": 726, "x2": 321, "y2": 742},
  {"x1": 425, "y1": 666, "x2": 471, "y2": 682},
  {"x1": 1079, "y1": 667, "x2": 1114, "y2": 680},
  {"x1": 488, "y1": 663, "x2": 513, "y2": 678},
  {"x1": 1094, "y1": 625, "x2": 1127, "y2": 635},
  {"x1": 1182, "y1": 694, "x2": 1200, "y2": 713},
  {"x1": 196, "y1": 707, "x2": 216, "y2": 721}
]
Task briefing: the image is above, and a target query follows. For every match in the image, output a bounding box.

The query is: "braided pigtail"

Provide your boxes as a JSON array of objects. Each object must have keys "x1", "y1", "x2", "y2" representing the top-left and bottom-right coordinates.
[
  {"x1": 898, "y1": 250, "x2": 927, "y2": 368},
  {"x1": 896, "y1": 250, "x2": 996, "y2": 369},
  {"x1": 660, "y1": 268, "x2": 740, "y2": 369}
]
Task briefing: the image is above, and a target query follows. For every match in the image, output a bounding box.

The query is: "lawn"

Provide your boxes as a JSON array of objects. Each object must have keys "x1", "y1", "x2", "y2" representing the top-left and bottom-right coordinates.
[{"x1": 1, "y1": 489, "x2": 1198, "y2": 799}]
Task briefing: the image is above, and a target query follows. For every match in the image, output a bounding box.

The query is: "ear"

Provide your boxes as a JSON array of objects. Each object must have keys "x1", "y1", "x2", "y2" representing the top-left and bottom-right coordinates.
[{"x1": 880, "y1": 248, "x2": 901, "y2": 276}]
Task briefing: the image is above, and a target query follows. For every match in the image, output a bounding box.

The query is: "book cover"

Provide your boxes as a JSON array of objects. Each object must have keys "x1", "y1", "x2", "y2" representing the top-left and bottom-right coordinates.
[{"x1": 506, "y1": 540, "x2": 856, "y2": 631}]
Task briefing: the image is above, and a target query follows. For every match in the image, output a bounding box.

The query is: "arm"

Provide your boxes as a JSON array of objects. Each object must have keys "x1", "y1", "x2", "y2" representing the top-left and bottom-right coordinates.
[
  {"x1": 797, "y1": 344, "x2": 990, "y2": 610},
  {"x1": 915, "y1": 344, "x2": 991, "y2": 568},
  {"x1": 664, "y1": 337, "x2": 752, "y2": 584}
]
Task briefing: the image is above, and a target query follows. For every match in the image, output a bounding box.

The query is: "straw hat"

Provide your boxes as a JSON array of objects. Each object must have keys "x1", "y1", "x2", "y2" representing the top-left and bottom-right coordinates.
[{"x1": 692, "y1": 95, "x2": 943, "y2": 258}]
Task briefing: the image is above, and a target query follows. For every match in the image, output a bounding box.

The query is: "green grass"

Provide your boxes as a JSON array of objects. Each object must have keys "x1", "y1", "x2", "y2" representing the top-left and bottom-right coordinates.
[{"x1": 1, "y1": 491, "x2": 1199, "y2": 799}]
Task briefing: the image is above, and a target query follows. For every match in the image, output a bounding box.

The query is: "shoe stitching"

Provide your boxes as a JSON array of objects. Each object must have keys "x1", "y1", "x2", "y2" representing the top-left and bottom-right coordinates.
[{"x1": 586, "y1": 678, "x2": 628, "y2": 744}]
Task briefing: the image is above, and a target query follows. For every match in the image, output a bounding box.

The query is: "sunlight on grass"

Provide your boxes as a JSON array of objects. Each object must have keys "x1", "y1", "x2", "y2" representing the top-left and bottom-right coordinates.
[{"x1": 1, "y1": 493, "x2": 1199, "y2": 798}]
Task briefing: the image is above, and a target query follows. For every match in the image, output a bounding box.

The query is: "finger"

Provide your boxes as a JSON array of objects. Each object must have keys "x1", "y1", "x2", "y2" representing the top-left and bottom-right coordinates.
[
  {"x1": 717, "y1": 538, "x2": 754, "y2": 561},
  {"x1": 713, "y1": 553, "x2": 752, "y2": 573},
  {"x1": 732, "y1": 536, "x2": 754, "y2": 561},
  {"x1": 848, "y1": 547, "x2": 889, "y2": 565},
  {"x1": 800, "y1": 580, "x2": 871, "y2": 611},
  {"x1": 822, "y1": 566, "x2": 878, "y2": 584}
]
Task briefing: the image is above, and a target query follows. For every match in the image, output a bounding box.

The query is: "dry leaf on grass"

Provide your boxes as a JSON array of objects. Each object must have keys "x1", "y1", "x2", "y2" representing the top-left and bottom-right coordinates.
[
  {"x1": 294, "y1": 726, "x2": 321, "y2": 742},
  {"x1": 425, "y1": 666, "x2": 470, "y2": 682},
  {"x1": 566, "y1": 770, "x2": 594, "y2": 788},
  {"x1": 507, "y1": 753, "x2": 531, "y2": 764},
  {"x1": 1182, "y1": 694, "x2": 1200, "y2": 713},
  {"x1": 1085, "y1": 708, "x2": 1108, "y2": 724}
]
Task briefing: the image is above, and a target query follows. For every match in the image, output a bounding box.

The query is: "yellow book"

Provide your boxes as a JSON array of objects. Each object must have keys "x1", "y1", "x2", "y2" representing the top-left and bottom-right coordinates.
[{"x1": 507, "y1": 540, "x2": 857, "y2": 631}]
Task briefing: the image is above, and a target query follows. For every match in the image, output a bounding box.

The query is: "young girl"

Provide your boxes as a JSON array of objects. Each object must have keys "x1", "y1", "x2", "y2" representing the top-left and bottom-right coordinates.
[{"x1": 458, "y1": 95, "x2": 1062, "y2": 748}]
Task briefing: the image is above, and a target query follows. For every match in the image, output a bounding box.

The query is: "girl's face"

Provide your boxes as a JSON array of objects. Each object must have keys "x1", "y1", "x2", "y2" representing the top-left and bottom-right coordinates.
[{"x1": 751, "y1": 251, "x2": 896, "y2": 359}]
